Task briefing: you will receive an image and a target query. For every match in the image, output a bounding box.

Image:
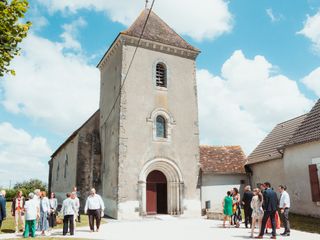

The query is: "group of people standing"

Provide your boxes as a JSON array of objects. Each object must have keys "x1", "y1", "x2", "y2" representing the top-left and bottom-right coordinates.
[
  {"x1": 61, "y1": 187, "x2": 105, "y2": 235},
  {"x1": 223, "y1": 182, "x2": 291, "y2": 239},
  {"x1": 0, "y1": 186, "x2": 105, "y2": 238},
  {"x1": 11, "y1": 189, "x2": 61, "y2": 237}
]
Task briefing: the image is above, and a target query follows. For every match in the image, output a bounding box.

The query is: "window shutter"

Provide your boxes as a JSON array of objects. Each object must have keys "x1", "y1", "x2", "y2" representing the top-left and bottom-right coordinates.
[{"x1": 308, "y1": 164, "x2": 320, "y2": 202}]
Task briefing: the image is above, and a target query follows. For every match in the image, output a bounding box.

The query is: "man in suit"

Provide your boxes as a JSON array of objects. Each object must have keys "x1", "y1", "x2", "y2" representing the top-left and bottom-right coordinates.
[
  {"x1": 255, "y1": 182, "x2": 278, "y2": 239},
  {"x1": 242, "y1": 185, "x2": 254, "y2": 228},
  {"x1": 0, "y1": 190, "x2": 7, "y2": 231}
]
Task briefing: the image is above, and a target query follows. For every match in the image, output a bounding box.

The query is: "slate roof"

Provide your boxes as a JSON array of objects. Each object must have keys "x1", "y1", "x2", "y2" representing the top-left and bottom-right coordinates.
[
  {"x1": 200, "y1": 145, "x2": 247, "y2": 174},
  {"x1": 122, "y1": 9, "x2": 199, "y2": 52},
  {"x1": 285, "y1": 99, "x2": 320, "y2": 147},
  {"x1": 246, "y1": 114, "x2": 307, "y2": 165}
]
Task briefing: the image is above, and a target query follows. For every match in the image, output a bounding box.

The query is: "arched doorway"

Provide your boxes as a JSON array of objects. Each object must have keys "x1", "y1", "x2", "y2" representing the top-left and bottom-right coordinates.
[
  {"x1": 146, "y1": 170, "x2": 167, "y2": 214},
  {"x1": 139, "y1": 158, "x2": 184, "y2": 216}
]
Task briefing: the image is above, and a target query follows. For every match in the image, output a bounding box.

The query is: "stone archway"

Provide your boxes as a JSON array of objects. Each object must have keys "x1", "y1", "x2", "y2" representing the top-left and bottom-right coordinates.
[{"x1": 139, "y1": 158, "x2": 184, "y2": 216}]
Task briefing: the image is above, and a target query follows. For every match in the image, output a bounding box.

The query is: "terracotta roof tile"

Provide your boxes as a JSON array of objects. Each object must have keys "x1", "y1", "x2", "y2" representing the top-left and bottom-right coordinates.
[
  {"x1": 122, "y1": 9, "x2": 199, "y2": 52},
  {"x1": 285, "y1": 99, "x2": 320, "y2": 147},
  {"x1": 246, "y1": 114, "x2": 307, "y2": 165},
  {"x1": 200, "y1": 145, "x2": 247, "y2": 174}
]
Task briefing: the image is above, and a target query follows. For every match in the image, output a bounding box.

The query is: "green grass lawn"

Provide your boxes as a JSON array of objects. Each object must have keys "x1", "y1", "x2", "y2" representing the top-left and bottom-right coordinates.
[
  {"x1": 290, "y1": 213, "x2": 320, "y2": 234},
  {"x1": 240, "y1": 209, "x2": 320, "y2": 234},
  {"x1": 1, "y1": 202, "x2": 103, "y2": 239}
]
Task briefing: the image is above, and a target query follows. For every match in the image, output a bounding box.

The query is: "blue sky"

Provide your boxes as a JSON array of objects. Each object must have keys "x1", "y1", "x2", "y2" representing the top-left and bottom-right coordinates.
[{"x1": 0, "y1": 0, "x2": 320, "y2": 187}]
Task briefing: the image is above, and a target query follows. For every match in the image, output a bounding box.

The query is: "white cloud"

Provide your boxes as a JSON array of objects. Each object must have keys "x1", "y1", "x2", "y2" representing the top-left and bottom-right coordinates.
[
  {"x1": 302, "y1": 67, "x2": 320, "y2": 97},
  {"x1": 298, "y1": 10, "x2": 320, "y2": 53},
  {"x1": 198, "y1": 50, "x2": 313, "y2": 154},
  {"x1": 0, "y1": 122, "x2": 51, "y2": 188},
  {"x1": 60, "y1": 17, "x2": 87, "y2": 50},
  {"x1": 1, "y1": 18, "x2": 100, "y2": 134},
  {"x1": 36, "y1": 0, "x2": 233, "y2": 41},
  {"x1": 266, "y1": 8, "x2": 283, "y2": 23}
]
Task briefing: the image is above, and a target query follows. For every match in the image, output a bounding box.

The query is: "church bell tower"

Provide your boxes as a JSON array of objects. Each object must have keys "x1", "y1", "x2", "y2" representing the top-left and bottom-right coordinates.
[{"x1": 97, "y1": 8, "x2": 201, "y2": 219}]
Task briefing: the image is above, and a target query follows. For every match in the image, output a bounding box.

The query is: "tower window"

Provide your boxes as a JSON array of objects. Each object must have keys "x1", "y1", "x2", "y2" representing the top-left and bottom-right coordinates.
[
  {"x1": 156, "y1": 63, "x2": 167, "y2": 88},
  {"x1": 156, "y1": 115, "x2": 166, "y2": 138}
]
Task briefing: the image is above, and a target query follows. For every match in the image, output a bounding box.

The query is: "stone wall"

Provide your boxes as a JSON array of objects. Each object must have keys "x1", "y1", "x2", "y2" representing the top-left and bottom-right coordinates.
[
  {"x1": 50, "y1": 134, "x2": 79, "y2": 203},
  {"x1": 283, "y1": 141, "x2": 320, "y2": 217},
  {"x1": 201, "y1": 173, "x2": 248, "y2": 211},
  {"x1": 250, "y1": 158, "x2": 285, "y2": 190},
  {"x1": 50, "y1": 110, "x2": 101, "y2": 208},
  {"x1": 99, "y1": 38, "x2": 123, "y2": 219},
  {"x1": 76, "y1": 111, "x2": 101, "y2": 209}
]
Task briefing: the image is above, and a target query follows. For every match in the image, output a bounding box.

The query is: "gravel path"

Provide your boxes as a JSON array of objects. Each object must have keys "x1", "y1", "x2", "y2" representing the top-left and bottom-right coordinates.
[{"x1": 1, "y1": 216, "x2": 319, "y2": 240}]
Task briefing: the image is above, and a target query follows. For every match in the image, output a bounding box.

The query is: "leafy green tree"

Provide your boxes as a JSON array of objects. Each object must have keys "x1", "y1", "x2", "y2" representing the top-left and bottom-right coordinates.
[
  {"x1": 0, "y1": 0, "x2": 31, "y2": 77},
  {"x1": 13, "y1": 179, "x2": 47, "y2": 196}
]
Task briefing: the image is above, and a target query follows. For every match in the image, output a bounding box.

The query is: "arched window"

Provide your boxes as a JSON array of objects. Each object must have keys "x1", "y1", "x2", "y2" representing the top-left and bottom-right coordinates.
[
  {"x1": 56, "y1": 163, "x2": 60, "y2": 181},
  {"x1": 156, "y1": 63, "x2": 167, "y2": 88},
  {"x1": 156, "y1": 115, "x2": 166, "y2": 138},
  {"x1": 64, "y1": 154, "x2": 68, "y2": 179}
]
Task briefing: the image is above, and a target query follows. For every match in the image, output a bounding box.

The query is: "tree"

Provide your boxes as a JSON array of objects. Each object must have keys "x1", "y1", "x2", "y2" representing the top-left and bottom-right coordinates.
[
  {"x1": 13, "y1": 179, "x2": 47, "y2": 196},
  {"x1": 0, "y1": 0, "x2": 31, "y2": 77}
]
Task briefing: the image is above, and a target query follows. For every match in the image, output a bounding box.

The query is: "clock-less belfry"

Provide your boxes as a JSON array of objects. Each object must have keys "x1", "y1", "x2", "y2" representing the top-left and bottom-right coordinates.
[{"x1": 49, "y1": 8, "x2": 201, "y2": 220}]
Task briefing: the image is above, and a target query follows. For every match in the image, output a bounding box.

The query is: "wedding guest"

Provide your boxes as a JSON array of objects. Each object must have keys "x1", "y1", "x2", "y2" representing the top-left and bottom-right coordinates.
[
  {"x1": 84, "y1": 188, "x2": 105, "y2": 232},
  {"x1": 71, "y1": 192, "x2": 80, "y2": 232},
  {"x1": 33, "y1": 189, "x2": 41, "y2": 230},
  {"x1": 242, "y1": 185, "x2": 254, "y2": 228},
  {"x1": 11, "y1": 190, "x2": 25, "y2": 233},
  {"x1": 222, "y1": 191, "x2": 233, "y2": 228},
  {"x1": 73, "y1": 186, "x2": 81, "y2": 223},
  {"x1": 278, "y1": 185, "x2": 290, "y2": 236},
  {"x1": 0, "y1": 190, "x2": 6, "y2": 231},
  {"x1": 265, "y1": 210, "x2": 281, "y2": 234},
  {"x1": 49, "y1": 192, "x2": 58, "y2": 229},
  {"x1": 255, "y1": 182, "x2": 278, "y2": 239},
  {"x1": 232, "y1": 187, "x2": 241, "y2": 228},
  {"x1": 39, "y1": 192, "x2": 50, "y2": 236},
  {"x1": 61, "y1": 193, "x2": 76, "y2": 236},
  {"x1": 33, "y1": 189, "x2": 41, "y2": 205},
  {"x1": 250, "y1": 188, "x2": 264, "y2": 238},
  {"x1": 23, "y1": 193, "x2": 39, "y2": 238}
]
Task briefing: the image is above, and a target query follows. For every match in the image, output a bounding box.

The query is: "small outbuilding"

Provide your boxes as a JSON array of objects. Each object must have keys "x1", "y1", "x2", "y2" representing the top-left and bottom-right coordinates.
[
  {"x1": 199, "y1": 145, "x2": 248, "y2": 213},
  {"x1": 247, "y1": 99, "x2": 320, "y2": 218}
]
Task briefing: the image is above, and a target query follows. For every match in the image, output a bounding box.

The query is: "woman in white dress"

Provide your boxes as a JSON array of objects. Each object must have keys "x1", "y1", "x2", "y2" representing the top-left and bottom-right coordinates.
[{"x1": 250, "y1": 188, "x2": 264, "y2": 238}]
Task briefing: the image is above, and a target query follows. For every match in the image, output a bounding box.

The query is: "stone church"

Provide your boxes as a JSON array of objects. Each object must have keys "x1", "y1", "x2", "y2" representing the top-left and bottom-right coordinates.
[{"x1": 49, "y1": 9, "x2": 202, "y2": 219}]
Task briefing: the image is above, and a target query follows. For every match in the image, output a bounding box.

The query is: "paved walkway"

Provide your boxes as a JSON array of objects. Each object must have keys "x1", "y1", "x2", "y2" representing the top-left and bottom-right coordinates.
[{"x1": 0, "y1": 216, "x2": 319, "y2": 240}]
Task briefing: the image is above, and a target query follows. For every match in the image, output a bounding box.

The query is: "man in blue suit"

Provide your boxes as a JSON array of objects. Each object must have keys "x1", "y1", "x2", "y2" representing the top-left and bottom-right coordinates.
[
  {"x1": 0, "y1": 190, "x2": 7, "y2": 231},
  {"x1": 255, "y1": 182, "x2": 278, "y2": 239}
]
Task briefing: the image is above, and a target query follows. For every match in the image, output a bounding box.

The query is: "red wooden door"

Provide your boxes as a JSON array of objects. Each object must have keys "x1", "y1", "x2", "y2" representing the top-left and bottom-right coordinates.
[
  {"x1": 146, "y1": 170, "x2": 167, "y2": 215},
  {"x1": 147, "y1": 183, "x2": 157, "y2": 214}
]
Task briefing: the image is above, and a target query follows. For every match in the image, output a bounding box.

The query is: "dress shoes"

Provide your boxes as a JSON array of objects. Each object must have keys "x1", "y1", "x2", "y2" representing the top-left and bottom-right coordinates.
[{"x1": 280, "y1": 232, "x2": 290, "y2": 236}]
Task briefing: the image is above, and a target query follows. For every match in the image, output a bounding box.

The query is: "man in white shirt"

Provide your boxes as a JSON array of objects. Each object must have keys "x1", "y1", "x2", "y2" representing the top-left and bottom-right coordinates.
[
  {"x1": 23, "y1": 193, "x2": 39, "y2": 238},
  {"x1": 71, "y1": 192, "x2": 80, "y2": 231},
  {"x1": 278, "y1": 185, "x2": 291, "y2": 236},
  {"x1": 61, "y1": 193, "x2": 77, "y2": 236},
  {"x1": 84, "y1": 188, "x2": 105, "y2": 232}
]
